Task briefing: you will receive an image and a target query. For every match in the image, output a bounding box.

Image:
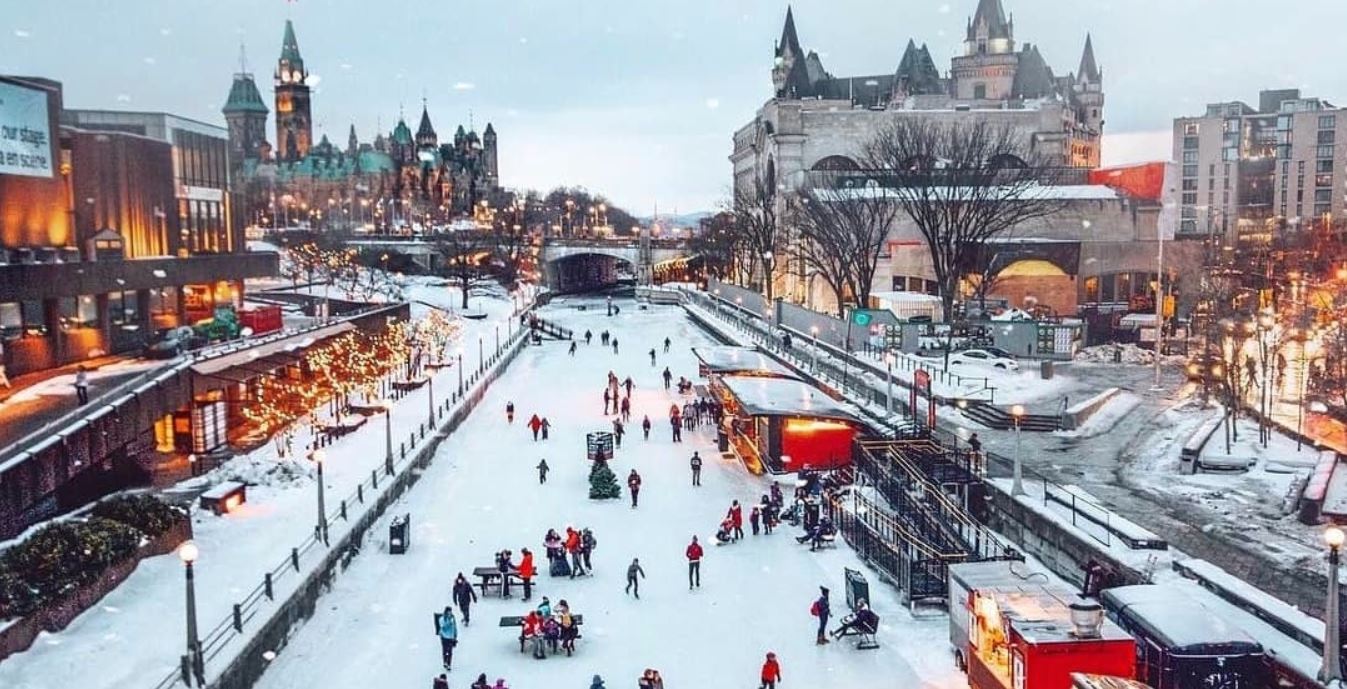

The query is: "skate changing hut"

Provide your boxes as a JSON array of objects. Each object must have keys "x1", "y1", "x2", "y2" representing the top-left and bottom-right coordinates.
[
  {"x1": 716, "y1": 376, "x2": 863, "y2": 475},
  {"x1": 692, "y1": 346, "x2": 800, "y2": 382}
]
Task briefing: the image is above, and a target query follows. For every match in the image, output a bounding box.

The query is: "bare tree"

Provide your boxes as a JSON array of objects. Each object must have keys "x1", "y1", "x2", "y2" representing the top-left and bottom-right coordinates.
[
  {"x1": 861, "y1": 118, "x2": 1068, "y2": 320},
  {"x1": 435, "y1": 230, "x2": 490, "y2": 309},
  {"x1": 692, "y1": 212, "x2": 741, "y2": 282},
  {"x1": 791, "y1": 183, "x2": 898, "y2": 315},
  {"x1": 492, "y1": 196, "x2": 538, "y2": 288},
  {"x1": 730, "y1": 174, "x2": 783, "y2": 300}
]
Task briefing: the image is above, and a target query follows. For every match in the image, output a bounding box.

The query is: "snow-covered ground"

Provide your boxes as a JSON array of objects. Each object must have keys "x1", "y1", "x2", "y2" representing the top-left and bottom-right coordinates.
[
  {"x1": 0, "y1": 290, "x2": 524, "y2": 689},
  {"x1": 252, "y1": 298, "x2": 960, "y2": 689}
]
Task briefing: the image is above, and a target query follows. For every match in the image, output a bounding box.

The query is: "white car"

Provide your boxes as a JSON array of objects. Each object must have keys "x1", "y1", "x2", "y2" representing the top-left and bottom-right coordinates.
[{"x1": 949, "y1": 349, "x2": 1020, "y2": 371}]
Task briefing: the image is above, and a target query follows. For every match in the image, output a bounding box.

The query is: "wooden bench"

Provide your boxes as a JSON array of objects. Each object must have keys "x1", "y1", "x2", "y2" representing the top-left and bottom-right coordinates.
[
  {"x1": 473, "y1": 566, "x2": 522, "y2": 597},
  {"x1": 500, "y1": 614, "x2": 584, "y2": 656}
]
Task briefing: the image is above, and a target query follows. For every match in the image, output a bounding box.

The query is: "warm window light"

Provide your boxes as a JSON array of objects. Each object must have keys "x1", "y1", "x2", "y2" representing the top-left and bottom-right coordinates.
[
  {"x1": 1327, "y1": 527, "x2": 1345, "y2": 549},
  {"x1": 784, "y1": 418, "x2": 850, "y2": 434},
  {"x1": 178, "y1": 540, "x2": 199, "y2": 564}
]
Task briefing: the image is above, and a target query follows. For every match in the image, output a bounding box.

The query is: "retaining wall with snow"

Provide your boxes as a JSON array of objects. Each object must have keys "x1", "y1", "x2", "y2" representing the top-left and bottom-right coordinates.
[{"x1": 1060, "y1": 387, "x2": 1121, "y2": 431}]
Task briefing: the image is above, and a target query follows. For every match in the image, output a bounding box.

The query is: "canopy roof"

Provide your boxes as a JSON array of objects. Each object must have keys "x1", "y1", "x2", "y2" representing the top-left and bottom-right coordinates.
[
  {"x1": 692, "y1": 346, "x2": 798, "y2": 379},
  {"x1": 719, "y1": 375, "x2": 862, "y2": 424}
]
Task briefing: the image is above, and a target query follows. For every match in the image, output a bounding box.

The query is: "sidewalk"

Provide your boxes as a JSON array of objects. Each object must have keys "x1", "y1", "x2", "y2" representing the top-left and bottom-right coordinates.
[{"x1": 0, "y1": 355, "x2": 171, "y2": 451}]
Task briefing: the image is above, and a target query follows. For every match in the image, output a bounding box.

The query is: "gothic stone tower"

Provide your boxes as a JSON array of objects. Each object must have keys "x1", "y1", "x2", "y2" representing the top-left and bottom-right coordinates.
[
  {"x1": 274, "y1": 20, "x2": 312, "y2": 162},
  {"x1": 222, "y1": 70, "x2": 269, "y2": 172},
  {"x1": 951, "y1": 0, "x2": 1018, "y2": 101}
]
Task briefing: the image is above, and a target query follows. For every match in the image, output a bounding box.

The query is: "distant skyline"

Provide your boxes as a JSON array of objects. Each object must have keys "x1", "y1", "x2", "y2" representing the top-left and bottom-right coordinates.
[{"x1": 3, "y1": 0, "x2": 1344, "y2": 213}]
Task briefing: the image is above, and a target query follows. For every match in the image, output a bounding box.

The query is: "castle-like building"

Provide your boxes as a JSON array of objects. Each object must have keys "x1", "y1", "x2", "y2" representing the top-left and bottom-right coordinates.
[
  {"x1": 733, "y1": 0, "x2": 1104, "y2": 199},
  {"x1": 221, "y1": 20, "x2": 500, "y2": 229}
]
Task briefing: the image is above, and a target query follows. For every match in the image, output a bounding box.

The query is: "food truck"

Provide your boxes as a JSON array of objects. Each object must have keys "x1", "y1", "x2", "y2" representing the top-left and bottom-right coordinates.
[
  {"x1": 949, "y1": 561, "x2": 1136, "y2": 689},
  {"x1": 715, "y1": 375, "x2": 862, "y2": 475}
]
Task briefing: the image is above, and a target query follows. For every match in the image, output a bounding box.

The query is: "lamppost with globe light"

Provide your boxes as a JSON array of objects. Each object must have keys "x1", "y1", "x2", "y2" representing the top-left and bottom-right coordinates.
[
  {"x1": 380, "y1": 400, "x2": 394, "y2": 476},
  {"x1": 885, "y1": 353, "x2": 896, "y2": 415},
  {"x1": 1323, "y1": 526, "x2": 1344, "y2": 685},
  {"x1": 309, "y1": 449, "x2": 328, "y2": 545},
  {"x1": 1011, "y1": 404, "x2": 1026, "y2": 495},
  {"x1": 178, "y1": 540, "x2": 204, "y2": 685}
]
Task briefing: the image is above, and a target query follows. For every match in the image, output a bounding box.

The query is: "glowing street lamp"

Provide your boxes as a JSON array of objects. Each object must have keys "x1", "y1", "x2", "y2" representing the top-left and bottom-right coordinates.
[
  {"x1": 1322, "y1": 526, "x2": 1345, "y2": 686},
  {"x1": 1011, "y1": 404, "x2": 1026, "y2": 496},
  {"x1": 178, "y1": 541, "x2": 204, "y2": 685},
  {"x1": 309, "y1": 449, "x2": 328, "y2": 545},
  {"x1": 379, "y1": 400, "x2": 394, "y2": 476}
]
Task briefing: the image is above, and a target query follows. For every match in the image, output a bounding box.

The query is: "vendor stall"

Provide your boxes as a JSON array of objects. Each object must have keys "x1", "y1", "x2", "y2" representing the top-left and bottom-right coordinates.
[
  {"x1": 715, "y1": 375, "x2": 863, "y2": 475},
  {"x1": 691, "y1": 346, "x2": 800, "y2": 381}
]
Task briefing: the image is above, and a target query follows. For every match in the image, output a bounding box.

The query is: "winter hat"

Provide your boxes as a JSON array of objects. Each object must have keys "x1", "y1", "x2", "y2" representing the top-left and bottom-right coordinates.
[
  {"x1": 820, "y1": 586, "x2": 830, "y2": 595},
  {"x1": 767, "y1": 652, "x2": 776, "y2": 659}
]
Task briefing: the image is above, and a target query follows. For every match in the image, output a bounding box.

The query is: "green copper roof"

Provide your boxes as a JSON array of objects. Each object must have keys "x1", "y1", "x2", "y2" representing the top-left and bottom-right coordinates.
[
  {"x1": 223, "y1": 73, "x2": 269, "y2": 114},
  {"x1": 280, "y1": 20, "x2": 303, "y2": 65},
  {"x1": 391, "y1": 118, "x2": 413, "y2": 144}
]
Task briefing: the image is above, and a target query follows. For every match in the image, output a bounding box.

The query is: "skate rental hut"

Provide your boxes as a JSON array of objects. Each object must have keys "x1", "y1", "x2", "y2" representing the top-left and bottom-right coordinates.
[
  {"x1": 715, "y1": 375, "x2": 863, "y2": 475},
  {"x1": 691, "y1": 345, "x2": 800, "y2": 382}
]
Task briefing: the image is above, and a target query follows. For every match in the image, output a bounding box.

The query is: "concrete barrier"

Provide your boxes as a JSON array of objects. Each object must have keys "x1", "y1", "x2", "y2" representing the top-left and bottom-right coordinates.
[{"x1": 1060, "y1": 387, "x2": 1121, "y2": 431}]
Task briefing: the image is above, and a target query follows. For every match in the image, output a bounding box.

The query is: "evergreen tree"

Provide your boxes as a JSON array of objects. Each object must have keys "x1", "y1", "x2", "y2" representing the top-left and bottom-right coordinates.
[{"x1": 588, "y1": 459, "x2": 621, "y2": 500}]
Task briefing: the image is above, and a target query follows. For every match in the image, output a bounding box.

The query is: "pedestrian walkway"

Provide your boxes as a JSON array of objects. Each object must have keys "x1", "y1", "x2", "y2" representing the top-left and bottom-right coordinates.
[{"x1": 0, "y1": 355, "x2": 169, "y2": 452}]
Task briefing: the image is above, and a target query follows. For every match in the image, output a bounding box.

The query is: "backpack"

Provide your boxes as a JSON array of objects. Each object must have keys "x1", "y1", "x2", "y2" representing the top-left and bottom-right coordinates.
[{"x1": 810, "y1": 600, "x2": 820, "y2": 617}]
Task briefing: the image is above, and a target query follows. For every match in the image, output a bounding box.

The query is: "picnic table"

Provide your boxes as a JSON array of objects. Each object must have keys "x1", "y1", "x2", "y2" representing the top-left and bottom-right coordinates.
[
  {"x1": 316, "y1": 416, "x2": 367, "y2": 438},
  {"x1": 473, "y1": 566, "x2": 522, "y2": 597},
  {"x1": 500, "y1": 614, "x2": 584, "y2": 656}
]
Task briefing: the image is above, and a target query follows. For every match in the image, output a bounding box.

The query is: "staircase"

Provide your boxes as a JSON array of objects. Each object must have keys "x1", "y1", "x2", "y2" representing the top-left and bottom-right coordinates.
[{"x1": 960, "y1": 401, "x2": 1060, "y2": 432}]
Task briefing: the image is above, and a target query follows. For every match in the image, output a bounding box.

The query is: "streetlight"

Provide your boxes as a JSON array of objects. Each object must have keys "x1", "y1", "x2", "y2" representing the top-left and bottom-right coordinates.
[
  {"x1": 380, "y1": 400, "x2": 394, "y2": 476},
  {"x1": 1010, "y1": 404, "x2": 1026, "y2": 496},
  {"x1": 885, "y1": 353, "x2": 895, "y2": 415},
  {"x1": 178, "y1": 540, "x2": 204, "y2": 686},
  {"x1": 457, "y1": 353, "x2": 463, "y2": 395},
  {"x1": 309, "y1": 449, "x2": 328, "y2": 545},
  {"x1": 479, "y1": 337, "x2": 485, "y2": 374},
  {"x1": 427, "y1": 374, "x2": 436, "y2": 426},
  {"x1": 1299, "y1": 334, "x2": 1319, "y2": 452},
  {"x1": 810, "y1": 326, "x2": 820, "y2": 373},
  {"x1": 1322, "y1": 526, "x2": 1344, "y2": 686}
]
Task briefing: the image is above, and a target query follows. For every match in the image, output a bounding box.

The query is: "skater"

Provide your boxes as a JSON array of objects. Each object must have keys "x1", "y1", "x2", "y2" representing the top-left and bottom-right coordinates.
[
  {"x1": 662, "y1": 367, "x2": 672, "y2": 389},
  {"x1": 471, "y1": 675, "x2": 491, "y2": 689},
  {"x1": 714, "y1": 518, "x2": 734, "y2": 545},
  {"x1": 649, "y1": 348, "x2": 657, "y2": 366},
  {"x1": 518, "y1": 548, "x2": 536, "y2": 601},
  {"x1": 612, "y1": 418, "x2": 625, "y2": 448},
  {"x1": 812, "y1": 586, "x2": 831, "y2": 644},
  {"x1": 627, "y1": 469, "x2": 642, "y2": 508},
  {"x1": 528, "y1": 414, "x2": 543, "y2": 441},
  {"x1": 496, "y1": 549, "x2": 515, "y2": 598},
  {"x1": 663, "y1": 337, "x2": 671, "y2": 353},
  {"x1": 750, "y1": 505, "x2": 761, "y2": 535},
  {"x1": 690, "y1": 451, "x2": 702, "y2": 486},
  {"x1": 603, "y1": 388, "x2": 611, "y2": 415},
  {"x1": 729, "y1": 500, "x2": 744, "y2": 540},
  {"x1": 601, "y1": 331, "x2": 609, "y2": 346},
  {"x1": 590, "y1": 675, "x2": 606, "y2": 689},
  {"x1": 670, "y1": 415, "x2": 682, "y2": 442},
  {"x1": 625, "y1": 557, "x2": 645, "y2": 598},
  {"x1": 623, "y1": 376, "x2": 634, "y2": 397},
  {"x1": 565, "y1": 527, "x2": 585, "y2": 578},
  {"x1": 506, "y1": 401, "x2": 515, "y2": 423},
  {"x1": 584, "y1": 330, "x2": 592, "y2": 345},
  {"x1": 541, "y1": 417, "x2": 551, "y2": 441},
  {"x1": 452, "y1": 572, "x2": 477, "y2": 625},
  {"x1": 436, "y1": 605, "x2": 458, "y2": 670},
  {"x1": 685, "y1": 536, "x2": 703, "y2": 589},
  {"x1": 74, "y1": 366, "x2": 89, "y2": 406},
  {"x1": 612, "y1": 338, "x2": 619, "y2": 355},
  {"x1": 493, "y1": 680, "x2": 509, "y2": 689},
  {"x1": 620, "y1": 396, "x2": 631, "y2": 423},
  {"x1": 642, "y1": 415, "x2": 651, "y2": 440},
  {"x1": 568, "y1": 341, "x2": 577, "y2": 356},
  {"x1": 760, "y1": 652, "x2": 782, "y2": 689},
  {"x1": 581, "y1": 528, "x2": 596, "y2": 571},
  {"x1": 536, "y1": 459, "x2": 549, "y2": 484},
  {"x1": 433, "y1": 673, "x2": 449, "y2": 689}
]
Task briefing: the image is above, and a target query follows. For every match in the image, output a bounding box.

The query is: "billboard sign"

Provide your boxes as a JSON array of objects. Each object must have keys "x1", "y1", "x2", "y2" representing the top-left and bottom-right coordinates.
[{"x1": 0, "y1": 80, "x2": 53, "y2": 178}]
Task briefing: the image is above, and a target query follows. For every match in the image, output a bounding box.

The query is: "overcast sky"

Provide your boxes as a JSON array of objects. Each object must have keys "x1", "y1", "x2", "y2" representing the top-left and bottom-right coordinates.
[{"x1": 3, "y1": 0, "x2": 1344, "y2": 214}]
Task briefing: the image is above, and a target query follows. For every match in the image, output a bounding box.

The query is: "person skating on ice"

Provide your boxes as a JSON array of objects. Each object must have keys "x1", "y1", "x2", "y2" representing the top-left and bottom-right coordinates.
[
  {"x1": 812, "y1": 586, "x2": 831, "y2": 645},
  {"x1": 649, "y1": 348, "x2": 656, "y2": 366},
  {"x1": 536, "y1": 459, "x2": 549, "y2": 484},
  {"x1": 435, "y1": 605, "x2": 458, "y2": 670},
  {"x1": 527, "y1": 414, "x2": 543, "y2": 441},
  {"x1": 759, "y1": 652, "x2": 782, "y2": 689},
  {"x1": 642, "y1": 414, "x2": 652, "y2": 440},
  {"x1": 627, "y1": 469, "x2": 642, "y2": 508},
  {"x1": 625, "y1": 557, "x2": 645, "y2": 598},
  {"x1": 690, "y1": 451, "x2": 702, "y2": 485},
  {"x1": 685, "y1": 536, "x2": 703, "y2": 589},
  {"x1": 452, "y1": 572, "x2": 477, "y2": 625},
  {"x1": 506, "y1": 401, "x2": 515, "y2": 423},
  {"x1": 663, "y1": 337, "x2": 671, "y2": 353}
]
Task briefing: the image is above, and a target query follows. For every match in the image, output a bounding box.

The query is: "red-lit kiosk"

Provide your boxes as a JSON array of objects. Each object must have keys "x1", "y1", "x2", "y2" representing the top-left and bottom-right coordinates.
[{"x1": 714, "y1": 375, "x2": 862, "y2": 475}]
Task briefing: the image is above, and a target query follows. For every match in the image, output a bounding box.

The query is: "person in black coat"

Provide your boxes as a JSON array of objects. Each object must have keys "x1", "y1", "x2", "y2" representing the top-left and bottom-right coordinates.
[{"x1": 452, "y1": 572, "x2": 477, "y2": 625}]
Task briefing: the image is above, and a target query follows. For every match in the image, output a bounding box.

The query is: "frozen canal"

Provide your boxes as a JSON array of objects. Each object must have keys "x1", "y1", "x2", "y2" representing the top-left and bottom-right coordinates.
[{"x1": 254, "y1": 298, "x2": 959, "y2": 689}]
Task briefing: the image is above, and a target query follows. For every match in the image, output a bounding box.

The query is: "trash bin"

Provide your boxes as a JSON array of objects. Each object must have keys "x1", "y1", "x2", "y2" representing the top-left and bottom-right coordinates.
[
  {"x1": 844, "y1": 568, "x2": 870, "y2": 611},
  {"x1": 389, "y1": 513, "x2": 410, "y2": 554},
  {"x1": 717, "y1": 430, "x2": 729, "y2": 453},
  {"x1": 1040, "y1": 360, "x2": 1054, "y2": 380}
]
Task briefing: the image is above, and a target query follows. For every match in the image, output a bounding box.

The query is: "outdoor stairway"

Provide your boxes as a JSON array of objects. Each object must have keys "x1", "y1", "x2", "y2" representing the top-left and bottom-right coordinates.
[{"x1": 960, "y1": 400, "x2": 1061, "y2": 431}]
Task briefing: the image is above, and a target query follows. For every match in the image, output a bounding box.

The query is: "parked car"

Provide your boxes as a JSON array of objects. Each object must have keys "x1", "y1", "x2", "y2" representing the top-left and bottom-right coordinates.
[
  {"x1": 949, "y1": 349, "x2": 1020, "y2": 370},
  {"x1": 144, "y1": 326, "x2": 195, "y2": 359},
  {"x1": 979, "y1": 345, "x2": 1018, "y2": 360}
]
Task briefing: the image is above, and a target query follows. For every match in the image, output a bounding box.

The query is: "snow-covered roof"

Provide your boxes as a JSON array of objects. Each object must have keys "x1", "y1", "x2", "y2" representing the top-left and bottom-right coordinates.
[
  {"x1": 692, "y1": 346, "x2": 799, "y2": 379},
  {"x1": 192, "y1": 322, "x2": 355, "y2": 376},
  {"x1": 1101, "y1": 585, "x2": 1264, "y2": 653},
  {"x1": 869, "y1": 291, "x2": 942, "y2": 305},
  {"x1": 828, "y1": 184, "x2": 1121, "y2": 202},
  {"x1": 719, "y1": 376, "x2": 862, "y2": 424}
]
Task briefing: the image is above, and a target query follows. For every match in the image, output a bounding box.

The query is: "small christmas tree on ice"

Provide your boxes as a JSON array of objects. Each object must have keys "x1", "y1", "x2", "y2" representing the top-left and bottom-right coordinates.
[{"x1": 588, "y1": 459, "x2": 621, "y2": 500}]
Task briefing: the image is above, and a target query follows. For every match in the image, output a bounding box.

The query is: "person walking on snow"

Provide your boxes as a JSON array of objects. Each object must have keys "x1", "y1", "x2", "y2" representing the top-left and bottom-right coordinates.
[
  {"x1": 435, "y1": 606, "x2": 458, "y2": 670},
  {"x1": 536, "y1": 459, "x2": 549, "y2": 484},
  {"x1": 74, "y1": 366, "x2": 90, "y2": 406},
  {"x1": 568, "y1": 341, "x2": 577, "y2": 356},
  {"x1": 729, "y1": 500, "x2": 744, "y2": 541},
  {"x1": 685, "y1": 536, "x2": 703, "y2": 589},
  {"x1": 612, "y1": 419, "x2": 625, "y2": 448},
  {"x1": 623, "y1": 376, "x2": 634, "y2": 397},
  {"x1": 506, "y1": 401, "x2": 515, "y2": 423},
  {"x1": 627, "y1": 469, "x2": 642, "y2": 508},
  {"x1": 471, "y1": 675, "x2": 490, "y2": 689},
  {"x1": 527, "y1": 414, "x2": 543, "y2": 441},
  {"x1": 452, "y1": 573, "x2": 477, "y2": 625},
  {"x1": 649, "y1": 348, "x2": 657, "y2": 366},
  {"x1": 565, "y1": 527, "x2": 585, "y2": 578},
  {"x1": 620, "y1": 396, "x2": 631, "y2": 423},
  {"x1": 663, "y1": 337, "x2": 671, "y2": 353},
  {"x1": 603, "y1": 388, "x2": 611, "y2": 415},
  {"x1": 662, "y1": 367, "x2": 672, "y2": 389},
  {"x1": 612, "y1": 338, "x2": 619, "y2": 354},
  {"x1": 625, "y1": 557, "x2": 646, "y2": 598},
  {"x1": 518, "y1": 548, "x2": 536, "y2": 601},
  {"x1": 590, "y1": 675, "x2": 606, "y2": 689},
  {"x1": 670, "y1": 414, "x2": 682, "y2": 442},
  {"x1": 541, "y1": 418, "x2": 551, "y2": 440},
  {"x1": 580, "y1": 528, "x2": 597, "y2": 571},
  {"x1": 750, "y1": 505, "x2": 761, "y2": 535},
  {"x1": 642, "y1": 415, "x2": 651, "y2": 440},
  {"x1": 584, "y1": 329, "x2": 592, "y2": 345},
  {"x1": 433, "y1": 673, "x2": 449, "y2": 689},
  {"x1": 601, "y1": 331, "x2": 609, "y2": 346},
  {"x1": 812, "y1": 586, "x2": 831, "y2": 645},
  {"x1": 690, "y1": 451, "x2": 702, "y2": 486},
  {"x1": 760, "y1": 652, "x2": 782, "y2": 689}
]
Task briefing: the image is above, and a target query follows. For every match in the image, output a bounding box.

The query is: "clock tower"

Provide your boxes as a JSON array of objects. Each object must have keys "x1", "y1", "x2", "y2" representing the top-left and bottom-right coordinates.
[{"x1": 274, "y1": 19, "x2": 312, "y2": 162}]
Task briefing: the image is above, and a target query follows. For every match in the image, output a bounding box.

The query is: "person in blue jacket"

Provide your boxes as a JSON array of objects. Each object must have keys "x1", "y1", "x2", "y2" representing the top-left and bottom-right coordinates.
[
  {"x1": 436, "y1": 605, "x2": 458, "y2": 670},
  {"x1": 589, "y1": 675, "x2": 606, "y2": 689}
]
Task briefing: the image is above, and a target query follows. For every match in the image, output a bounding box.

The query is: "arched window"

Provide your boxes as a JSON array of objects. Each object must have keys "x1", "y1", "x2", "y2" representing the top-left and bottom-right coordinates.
[
  {"x1": 810, "y1": 155, "x2": 860, "y2": 171},
  {"x1": 765, "y1": 158, "x2": 777, "y2": 195}
]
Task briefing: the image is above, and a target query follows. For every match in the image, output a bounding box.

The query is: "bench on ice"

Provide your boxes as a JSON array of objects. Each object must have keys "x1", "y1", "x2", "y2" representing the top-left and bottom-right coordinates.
[
  {"x1": 831, "y1": 612, "x2": 880, "y2": 650},
  {"x1": 473, "y1": 566, "x2": 522, "y2": 597},
  {"x1": 500, "y1": 614, "x2": 584, "y2": 655}
]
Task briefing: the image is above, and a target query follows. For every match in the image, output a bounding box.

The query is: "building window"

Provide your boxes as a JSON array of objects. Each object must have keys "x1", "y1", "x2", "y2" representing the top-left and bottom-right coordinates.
[
  {"x1": 1318, "y1": 159, "x2": 1335, "y2": 173},
  {"x1": 1179, "y1": 219, "x2": 1197, "y2": 234},
  {"x1": 1182, "y1": 164, "x2": 1198, "y2": 178},
  {"x1": 60, "y1": 296, "x2": 98, "y2": 329},
  {"x1": 1278, "y1": 115, "x2": 1293, "y2": 130},
  {"x1": 1184, "y1": 122, "x2": 1200, "y2": 135},
  {"x1": 1223, "y1": 148, "x2": 1239, "y2": 161},
  {"x1": 150, "y1": 287, "x2": 179, "y2": 319},
  {"x1": 108, "y1": 290, "x2": 139, "y2": 326},
  {"x1": 1316, "y1": 203, "x2": 1332, "y2": 216},
  {"x1": 1317, "y1": 145, "x2": 1335, "y2": 159},
  {"x1": 973, "y1": 84, "x2": 987, "y2": 99},
  {"x1": 1182, "y1": 179, "x2": 1198, "y2": 191},
  {"x1": 0, "y1": 303, "x2": 20, "y2": 340},
  {"x1": 20, "y1": 301, "x2": 45, "y2": 336},
  {"x1": 1183, "y1": 151, "x2": 1198, "y2": 163},
  {"x1": 1319, "y1": 130, "x2": 1337, "y2": 145},
  {"x1": 1277, "y1": 145, "x2": 1291, "y2": 160},
  {"x1": 1183, "y1": 136, "x2": 1199, "y2": 151},
  {"x1": 1315, "y1": 188, "x2": 1332, "y2": 203},
  {"x1": 1182, "y1": 192, "x2": 1197, "y2": 205},
  {"x1": 1317, "y1": 174, "x2": 1334, "y2": 187},
  {"x1": 1321, "y1": 115, "x2": 1337, "y2": 129},
  {"x1": 1083, "y1": 276, "x2": 1099, "y2": 302}
]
